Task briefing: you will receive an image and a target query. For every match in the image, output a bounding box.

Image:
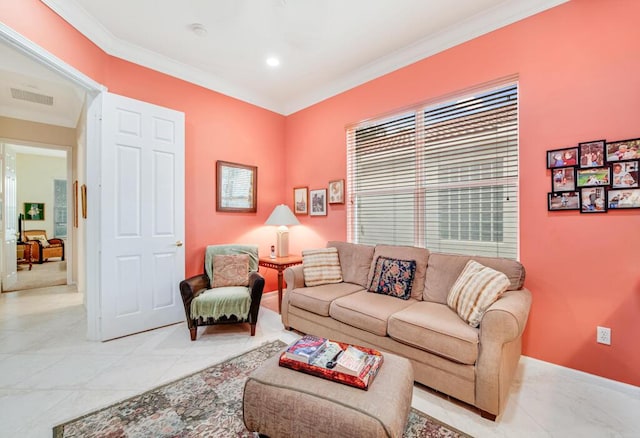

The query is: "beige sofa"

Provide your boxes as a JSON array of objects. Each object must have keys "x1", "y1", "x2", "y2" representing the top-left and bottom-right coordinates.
[{"x1": 281, "y1": 241, "x2": 532, "y2": 420}]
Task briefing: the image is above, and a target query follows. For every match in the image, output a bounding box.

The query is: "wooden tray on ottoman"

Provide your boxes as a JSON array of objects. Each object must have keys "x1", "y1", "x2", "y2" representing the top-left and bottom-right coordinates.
[{"x1": 278, "y1": 340, "x2": 383, "y2": 390}]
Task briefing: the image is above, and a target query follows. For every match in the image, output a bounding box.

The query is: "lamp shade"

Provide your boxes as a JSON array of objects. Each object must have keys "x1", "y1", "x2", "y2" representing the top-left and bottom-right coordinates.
[{"x1": 265, "y1": 204, "x2": 300, "y2": 226}]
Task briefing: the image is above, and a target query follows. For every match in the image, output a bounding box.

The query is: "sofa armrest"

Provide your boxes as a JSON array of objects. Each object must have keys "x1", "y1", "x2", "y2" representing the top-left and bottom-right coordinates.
[
  {"x1": 284, "y1": 264, "x2": 305, "y2": 291},
  {"x1": 480, "y1": 288, "x2": 532, "y2": 344},
  {"x1": 476, "y1": 288, "x2": 532, "y2": 418}
]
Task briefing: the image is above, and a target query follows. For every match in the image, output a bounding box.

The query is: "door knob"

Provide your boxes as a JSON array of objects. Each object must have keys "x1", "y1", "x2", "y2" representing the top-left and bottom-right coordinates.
[{"x1": 176, "y1": 240, "x2": 183, "y2": 247}]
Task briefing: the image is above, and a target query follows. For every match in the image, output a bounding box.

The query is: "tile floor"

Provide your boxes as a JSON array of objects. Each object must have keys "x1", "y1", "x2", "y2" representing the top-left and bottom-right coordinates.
[{"x1": 0, "y1": 286, "x2": 638, "y2": 437}]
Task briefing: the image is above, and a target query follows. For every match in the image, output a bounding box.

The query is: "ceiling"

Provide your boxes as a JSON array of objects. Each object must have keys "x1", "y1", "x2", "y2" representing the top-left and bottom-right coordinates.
[{"x1": 1, "y1": 0, "x2": 567, "y2": 127}]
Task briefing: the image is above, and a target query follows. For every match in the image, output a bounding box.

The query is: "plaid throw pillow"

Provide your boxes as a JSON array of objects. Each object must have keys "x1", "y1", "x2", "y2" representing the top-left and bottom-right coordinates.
[
  {"x1": 368, "y1": 256, "x2": 416, "y2": 300},
  {"x1": 447, "y1": 260, "x2": 510, "y2": 327},
  {"x1": 302, "y1": 247, "x2": 343, "y2": 287},
  {"x1": 212, "y1": 254, "x2": 249, "y2": 288}
]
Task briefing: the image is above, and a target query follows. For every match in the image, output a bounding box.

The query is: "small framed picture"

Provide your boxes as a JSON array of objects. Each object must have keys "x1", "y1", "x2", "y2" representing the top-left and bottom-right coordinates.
[
  {"x1": 551, "y1": 167, "x2": 576, "y2": 192},
  {"x1": 328, "y1": 179, "x2": 344, "y2": 204},
  {"x1": 309, "y1": 189, "x2": 327, "y2": 216},
  {"x1": 576, "y1": 167, "x2": 611, "y2": 187},
  {"x1": 548, "y1": 192, "x2": 580, "y2": 211},
  {"x1": 578, "y1": 140, "x2": 606, "y2": 168},
  {"x1": 607, "y1": 188, "x2": 640, "y2": 209},
  {"x1": 606, "y1": 138, "x2": 640, "y2": 162},
  {"x1": 611, "y1": 161, "x2": 638, "y2": 188},
  {"x1": 546, "y1": 147, "x2": 578, "y2": 169},
  {"x1": 24, "y1": 202, "x2": 45, "y2": 220},
  {"x1": 293, "y1": 186, "x2": 308, "y2": 215},
  {"x1": 580, "y1": 187, "x2": 607, "y2": 213}
]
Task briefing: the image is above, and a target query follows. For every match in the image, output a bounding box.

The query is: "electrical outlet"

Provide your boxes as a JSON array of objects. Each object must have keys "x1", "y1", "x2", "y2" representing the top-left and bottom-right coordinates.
[{"x1": 597, "y1": 326, "x2": 611, "y2": 345}]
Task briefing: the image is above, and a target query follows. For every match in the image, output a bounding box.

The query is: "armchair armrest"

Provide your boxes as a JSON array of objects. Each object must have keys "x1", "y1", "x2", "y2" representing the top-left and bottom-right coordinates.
[
  {"x1": 179, "y1": 274, "x2": 209, "y2": 325},
  {"x1": 47, "y1": 238, "x2": 64, "y2": 246},
  {"x1": 248, "y1": 271, "x2": 266, "y2": 324}
]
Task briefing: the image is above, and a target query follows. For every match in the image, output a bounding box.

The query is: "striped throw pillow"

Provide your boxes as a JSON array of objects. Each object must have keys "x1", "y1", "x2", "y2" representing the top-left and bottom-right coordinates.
[
  {"x1": 447, "y1": 260, "x2": 510, "y2": 327},
  {"x1": 302, "y1": 247, "x2": 343, "y2": 287}
]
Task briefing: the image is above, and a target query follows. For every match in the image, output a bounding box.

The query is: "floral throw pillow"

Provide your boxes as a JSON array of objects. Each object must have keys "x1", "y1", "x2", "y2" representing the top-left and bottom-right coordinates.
[
  {"x1": 212, "y1": 254, "x2": 249, "y2": 288},
  {"x1": 368, "y1": 256, "x2": 416, "y2": 300}
]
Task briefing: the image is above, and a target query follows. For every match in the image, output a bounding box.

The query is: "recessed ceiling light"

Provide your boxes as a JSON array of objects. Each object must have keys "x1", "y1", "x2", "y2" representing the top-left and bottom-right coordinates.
[
  {"x1": 266, "y1": 57, "x2": 280, "y2": 67},
  {"x1": 189, "y1": 23, "x2": 207, "y2": 37}
]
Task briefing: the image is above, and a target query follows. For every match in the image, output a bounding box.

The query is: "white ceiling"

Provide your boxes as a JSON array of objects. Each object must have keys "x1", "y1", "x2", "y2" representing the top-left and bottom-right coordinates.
[{"x1": 0, "y1": 0, "x2": 567, "y2": 128}]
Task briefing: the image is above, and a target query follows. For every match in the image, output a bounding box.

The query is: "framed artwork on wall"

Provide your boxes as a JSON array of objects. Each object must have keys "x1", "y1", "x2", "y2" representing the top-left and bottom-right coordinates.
[
  {"x1": 578, "y1": 140, "x2": 606, "y2": 168},
  {"x1": 551, "y1": 167, "x2": 576, "y2": 192},
  {"x1": 607, "y1": 188, "x2": 640, "y2": 209},
  {"x1": 24, "y1": 202, "x2": 45, "y2": 221},
  {"x1": 576, "y1": 167, "x2": 611, "y2": 187},
  {"x1": 216, "y1": 160, "x2": 257, "y2": 212},
  {"x1": 328, "y1": 179, "x2": 344, "y2": 204},
  {"x1": 580, "y1": 187, "x2": 607, "y2": 213},
  {"x1": 309, "y1": 189, "x2": 327, "y2": 216},
  {"x1": 548, "y1": 192, "x2": 580, "y2": 211},
  {"x1": 293, "y1": 186, "x2": 308, "y2": 215},
  {"x1": 547, "y1": 146, "x2": 578, "y2": 169},
  {"x1": 606, "y1": 138, "x2": 640, "y2": 162},
  {"x1": 611, "y1": 161, "x2": 638, "y2": 188}
]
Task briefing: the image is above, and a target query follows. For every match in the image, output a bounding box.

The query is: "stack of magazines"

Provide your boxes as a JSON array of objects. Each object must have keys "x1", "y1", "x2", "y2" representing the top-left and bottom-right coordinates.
[{"x1": 279, "y1": 335, "x2": 383, "y2": 390}]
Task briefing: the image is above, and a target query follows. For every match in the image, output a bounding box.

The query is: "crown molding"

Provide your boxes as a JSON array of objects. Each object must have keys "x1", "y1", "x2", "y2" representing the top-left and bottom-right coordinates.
[{"x1": 40, "y1": 0, "x2": 568, "y2": 116}]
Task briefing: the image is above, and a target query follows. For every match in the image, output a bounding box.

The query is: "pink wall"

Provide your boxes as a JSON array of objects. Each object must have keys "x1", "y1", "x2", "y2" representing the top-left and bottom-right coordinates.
[
  {"x1": 3, "y1": 0, "x2": 639, "y2": 385},
  {"x1": 284, "y1": 0, "x2": 640, "y2": 386},
  {"x1": 1, "y1": 0, "x2": 285, "y2": 290}
]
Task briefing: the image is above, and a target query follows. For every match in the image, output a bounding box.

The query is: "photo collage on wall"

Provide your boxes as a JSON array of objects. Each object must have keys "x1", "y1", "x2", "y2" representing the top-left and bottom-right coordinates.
[{"x1": 547, "y1": 138, "x2": 640, "y2": 213}]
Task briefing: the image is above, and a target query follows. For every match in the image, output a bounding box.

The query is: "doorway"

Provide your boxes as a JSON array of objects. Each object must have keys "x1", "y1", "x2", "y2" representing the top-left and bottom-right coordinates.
[{"x1": 1, "y1": 143, "x2": 72, "y2": 292}]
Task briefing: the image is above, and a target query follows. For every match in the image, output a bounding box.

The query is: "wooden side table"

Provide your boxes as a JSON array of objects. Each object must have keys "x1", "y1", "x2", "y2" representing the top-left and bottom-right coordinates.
[
  {"x1": 258, "y1": 255, "x2": 302, "y2": 314},
  {"x1": 16, "y1": 242, "x2": 32, "y2": 271}
]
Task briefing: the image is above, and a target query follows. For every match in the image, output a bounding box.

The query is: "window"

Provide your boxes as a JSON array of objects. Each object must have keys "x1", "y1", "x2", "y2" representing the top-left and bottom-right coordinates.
[{"x1": 347, "y1": 82, "x2": 518, "y2": 259}]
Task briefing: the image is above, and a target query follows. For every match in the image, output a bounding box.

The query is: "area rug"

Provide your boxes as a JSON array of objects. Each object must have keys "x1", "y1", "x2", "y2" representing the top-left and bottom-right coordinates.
[{"x1": 53, "y1": 340, "x2": 469, "y2": 437}]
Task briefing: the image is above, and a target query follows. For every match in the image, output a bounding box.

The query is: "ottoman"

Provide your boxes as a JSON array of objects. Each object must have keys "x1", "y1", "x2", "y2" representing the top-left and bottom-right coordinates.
[{"x1": 243, "y1": 349, "x2": 414, "y2": 438}]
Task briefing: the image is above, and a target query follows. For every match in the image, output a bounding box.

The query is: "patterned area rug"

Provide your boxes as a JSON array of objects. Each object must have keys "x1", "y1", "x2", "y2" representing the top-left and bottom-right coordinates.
[{"x1": 53, "y1": 340, "x2": 468, "y2": 437}]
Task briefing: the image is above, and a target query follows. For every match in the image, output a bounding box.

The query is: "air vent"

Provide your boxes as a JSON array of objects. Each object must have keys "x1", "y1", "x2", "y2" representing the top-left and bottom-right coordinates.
[{"x1": 10, "y1": 88, "x2": 54, "y2": 106}]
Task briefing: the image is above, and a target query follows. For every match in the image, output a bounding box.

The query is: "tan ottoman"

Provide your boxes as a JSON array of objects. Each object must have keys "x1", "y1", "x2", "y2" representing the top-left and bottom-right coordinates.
[{"x1": 243, "y1": 349, "x2": 414, "y2": 438}]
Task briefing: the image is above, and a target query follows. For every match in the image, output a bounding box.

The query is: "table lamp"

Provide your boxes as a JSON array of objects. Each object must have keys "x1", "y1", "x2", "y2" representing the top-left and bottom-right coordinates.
[{"x1": 265, "y1": 204, "x2": 300, "y2": 257}]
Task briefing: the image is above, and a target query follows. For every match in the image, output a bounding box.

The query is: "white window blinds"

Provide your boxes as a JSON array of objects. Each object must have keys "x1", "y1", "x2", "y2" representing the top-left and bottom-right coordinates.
[{"x1": 347, "y1": 83, "x2": 518, "y2": 259}]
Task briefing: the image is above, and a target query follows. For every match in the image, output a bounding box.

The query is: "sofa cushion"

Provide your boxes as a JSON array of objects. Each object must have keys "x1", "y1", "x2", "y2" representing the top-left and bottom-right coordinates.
[
  {"x1": 447, "y1": 260, "x2": 510, "y2": 327},
  {"x1": 424, "y1": 252, "x2": 526, "y2": 304},
  {"x1": 388, "y1": 302, "x2": 479, "y2": 365},
  {"x1": 327, "y1": 241, "x2": 375, "y2": 288},
  {"x1": 211, "y1": 254, "x2": 249, "y2": 287},
  {"x1": 368, "y1": 256, "x2": 416, "y2": 300},
  {"x1": 366, "y1": 245, "x2": 430, "y2": 301},
  {"x1": 329, "y1": 291, "x2": 416, "y2": 336},
  {"x1": 289, "y1": 283, "x2": 364, "y2": 317},
  {"x1": 302, "y1": 247, "x2": 343, "y2": 287}
]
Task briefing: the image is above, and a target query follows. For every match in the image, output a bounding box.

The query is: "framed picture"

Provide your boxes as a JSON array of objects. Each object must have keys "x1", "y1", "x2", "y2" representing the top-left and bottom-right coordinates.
[
  {"x1": 24, "y1": 202, "x2": 45, "y2": 220},
  {"x1": 551, "y1": 167, "x2": 576, "y2": 192},
  {"x1": 611, "y1": 161, "x2": 638, "y2": 188},
  {"x1": 580, "y1": 187, "x2": 607, "y2": 213},
  {"x1": 328, "y1": 179, "x2": 344, "y2": 204},
  {"x1": 606, "y1": 138, "x2": 640, "y2": 162},
  {"x1": 578, "y1": 140, "x2": 606, "y2": 168},
  {"x1": 309, "y1": 189, "x2": 327, "y2": 216},
  {"x1": 576, "y1": 167, "x2": 611, "y2": 187},
  {"x1": 546, "y1": 146, "x2": 578, "y2": 169},
  {"x1": 607, "y1": 188, "x2": 640, "y2": 209},
  {"x1": 216, "y1": 160, "x2": 257, "y2": 212},
  {"x1": 548, "y1": 192, "x2": 580, "y2": 211},
  {"x1": 293, "y1": 186, "x2": 308, "y2": 215}
]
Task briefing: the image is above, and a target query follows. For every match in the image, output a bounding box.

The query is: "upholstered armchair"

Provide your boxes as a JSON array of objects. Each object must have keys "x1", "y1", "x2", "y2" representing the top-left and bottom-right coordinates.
[
  {"x1": 179, "y1": 244, "x2": 265, "y2": 340},
  {"x1": 23, "y1": 230, "x2": 65, "y2": 264}
]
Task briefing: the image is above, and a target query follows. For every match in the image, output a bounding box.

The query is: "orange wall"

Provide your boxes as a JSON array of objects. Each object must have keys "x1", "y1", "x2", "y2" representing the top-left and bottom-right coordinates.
[
  {"x1": 1, "y1": 0, "x2": 284, "y2": 290},
  {"x1": 3, "y1": 0, "x2": 639, "y2": 385},
  {"x1": 285, "y1": 0, "x2": 640, "y2": 386}
]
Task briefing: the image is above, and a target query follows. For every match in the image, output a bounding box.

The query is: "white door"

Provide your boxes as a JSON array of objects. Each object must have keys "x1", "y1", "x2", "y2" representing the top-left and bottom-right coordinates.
[
  {"x1": 100, "y1": 93, "x2": 185, "y2": 340},
  {"x1": 2, "y1": 145, "x2": 18, "y2": 290}
]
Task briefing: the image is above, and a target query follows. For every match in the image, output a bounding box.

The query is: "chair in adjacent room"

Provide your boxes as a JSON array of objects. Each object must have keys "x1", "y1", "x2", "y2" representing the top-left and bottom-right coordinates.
[
  {"x1": 179, "y1": 244, "x2": 265, "y2": 340},
  {"x1": 23, "y1": 229, "x2": 65, "y2": 264}
]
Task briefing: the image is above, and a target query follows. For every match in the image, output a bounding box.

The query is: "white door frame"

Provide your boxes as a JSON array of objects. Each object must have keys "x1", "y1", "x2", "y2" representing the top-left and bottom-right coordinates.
[{"x1": 1, "y1": 24, "x2": 106, "y2": 340}]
